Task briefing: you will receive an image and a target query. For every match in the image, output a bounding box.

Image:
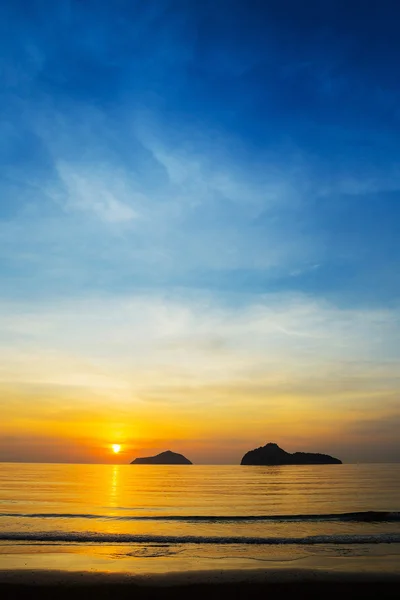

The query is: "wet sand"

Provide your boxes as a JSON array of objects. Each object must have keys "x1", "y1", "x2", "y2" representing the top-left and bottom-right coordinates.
[{"x1": 0, "y1": 569, "x2": 399, "y2": 599}]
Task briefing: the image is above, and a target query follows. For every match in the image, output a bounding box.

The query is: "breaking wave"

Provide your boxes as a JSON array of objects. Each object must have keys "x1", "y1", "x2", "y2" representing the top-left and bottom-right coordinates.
[
  {"x1": 1, "y1": 511, "x2": 399, "y2": 522},
  {"x1": 1, "y1": 531, "x2": 399, "y2": 544}
]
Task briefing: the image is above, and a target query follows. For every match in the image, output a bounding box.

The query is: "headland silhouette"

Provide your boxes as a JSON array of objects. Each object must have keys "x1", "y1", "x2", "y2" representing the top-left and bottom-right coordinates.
[{"x1": 241, "y1": 442, "x2": 342, "y2": 465}]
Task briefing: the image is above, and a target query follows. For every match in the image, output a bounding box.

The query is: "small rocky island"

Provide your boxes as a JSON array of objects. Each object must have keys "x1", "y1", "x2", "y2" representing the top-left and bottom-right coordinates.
[
  {"x1": 241, "y1": 442, "x2": 342, "y2": 465},
  {"x1": 130, "y1": 450, "x2": 192, "y2": 465}
]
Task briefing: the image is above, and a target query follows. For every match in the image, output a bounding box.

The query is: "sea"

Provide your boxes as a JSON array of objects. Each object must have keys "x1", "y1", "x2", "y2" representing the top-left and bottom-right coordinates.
[{"x1": 0, "y1": 463, "x2": 399, "y2": 576}]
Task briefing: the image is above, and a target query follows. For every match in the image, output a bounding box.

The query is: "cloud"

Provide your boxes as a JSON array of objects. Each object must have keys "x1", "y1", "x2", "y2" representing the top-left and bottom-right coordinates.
[
  {"x1": 54, "y1": 161, "x2": 138, "y2": 223},
  {"x1": 1, "y1": 289, "x2": 399, "y2": 462},
  {"x1": 0, "y1": 291, "x2": 398, "y2": 388},
  {"x1": 0, "y1": 100, "x2": 328, "y2": 300},
  {"x1": 3, "y1": 69, "x2": 400, "y2": 304}
]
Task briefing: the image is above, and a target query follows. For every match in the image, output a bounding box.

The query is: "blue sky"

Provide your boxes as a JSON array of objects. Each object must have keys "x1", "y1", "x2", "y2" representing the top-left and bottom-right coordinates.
[{"x1": 1, "y1": 1, "x2": 399, "y2": 462}]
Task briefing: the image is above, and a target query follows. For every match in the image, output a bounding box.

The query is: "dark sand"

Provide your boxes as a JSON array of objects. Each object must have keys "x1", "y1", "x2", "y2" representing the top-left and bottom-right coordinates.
[{"x1": 0, "y1": 569, "x2": 399, "y2": 600}]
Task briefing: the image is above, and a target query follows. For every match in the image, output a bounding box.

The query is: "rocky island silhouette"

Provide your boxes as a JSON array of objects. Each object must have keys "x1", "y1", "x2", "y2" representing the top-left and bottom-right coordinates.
[
  {"x1": 241, "y1": 442, "x2": 342, "y2": 465},
  {"x1": 130, "y1": 450, "x2": 193, "y2": 465}
]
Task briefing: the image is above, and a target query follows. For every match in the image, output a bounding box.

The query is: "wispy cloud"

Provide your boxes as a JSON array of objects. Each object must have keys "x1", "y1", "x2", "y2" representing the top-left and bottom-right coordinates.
[
  {"x1": 54, "y1": 161, "x2": 138, "y2": 223},
  {"x1": 1, "y1": 291, "x2": 399, "y2": 461},
  {"x1": 1, "y1": 291, "x2": 398, "y2": 388}
]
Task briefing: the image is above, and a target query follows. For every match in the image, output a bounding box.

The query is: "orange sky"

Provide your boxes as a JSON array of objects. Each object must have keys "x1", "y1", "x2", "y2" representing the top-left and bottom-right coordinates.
[{"x1": 1, "y1": 294, "x2": 399, "y2": 464}]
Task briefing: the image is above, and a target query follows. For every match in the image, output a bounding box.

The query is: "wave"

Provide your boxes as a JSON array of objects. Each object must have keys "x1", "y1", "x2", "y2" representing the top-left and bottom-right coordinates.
[
  {"x1": 0, "y1": 511, "x2": 399, "y2": 522},
  {"x1": 0, "y1": 531, "x2": 399, "y2": 544}
]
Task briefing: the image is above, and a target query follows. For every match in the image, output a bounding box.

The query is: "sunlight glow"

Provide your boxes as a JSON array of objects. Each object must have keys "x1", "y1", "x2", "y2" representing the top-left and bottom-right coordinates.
[{"x1": 111, "y1": 444, "x2": 121, "y2": 454}]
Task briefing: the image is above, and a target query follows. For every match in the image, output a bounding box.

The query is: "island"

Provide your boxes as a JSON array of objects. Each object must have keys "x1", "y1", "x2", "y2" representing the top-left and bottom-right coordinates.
[
  {"x1": 130, "y1": 450, "x2": 193, "y2": 465},
  {"x1": 240, "y1": 442, "x2": 342, "y2": 465}
]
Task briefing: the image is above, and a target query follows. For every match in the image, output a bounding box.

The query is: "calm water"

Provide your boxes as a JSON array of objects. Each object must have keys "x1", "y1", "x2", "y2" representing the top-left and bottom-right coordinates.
[{"x1": 0, "y1": 463, "x2": 399, "y2": 575}]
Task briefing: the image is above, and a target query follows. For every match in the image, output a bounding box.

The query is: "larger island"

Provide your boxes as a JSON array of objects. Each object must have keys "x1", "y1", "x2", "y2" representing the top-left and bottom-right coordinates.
[
  {"x1": 130, "y1": 450, "x2": 193, "y2": 465},
  {"x1": 241, "y1": 442, "x2": 342, "y2": 465}
]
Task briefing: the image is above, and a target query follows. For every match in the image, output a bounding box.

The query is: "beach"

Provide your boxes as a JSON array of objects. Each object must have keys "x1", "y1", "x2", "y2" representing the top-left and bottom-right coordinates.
[{"x1": 1, "y1": 568, "x2": 400, "y2": 599}]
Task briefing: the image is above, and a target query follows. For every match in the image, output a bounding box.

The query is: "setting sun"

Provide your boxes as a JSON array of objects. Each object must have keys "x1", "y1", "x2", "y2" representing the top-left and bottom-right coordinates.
[{"x1": 111, "y1": 444, "x2": 121, "y2": 454}]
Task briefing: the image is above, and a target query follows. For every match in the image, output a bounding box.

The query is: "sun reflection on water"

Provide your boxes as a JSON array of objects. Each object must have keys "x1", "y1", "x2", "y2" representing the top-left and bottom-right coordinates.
[{"x1": 109, "y1": 465, "x2": 120, "y2": 512}]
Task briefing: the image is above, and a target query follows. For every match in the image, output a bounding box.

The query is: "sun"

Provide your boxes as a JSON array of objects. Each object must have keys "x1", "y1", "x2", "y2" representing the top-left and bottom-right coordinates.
[{"x1": 111, "y1": 444, "x2": 121, "y2": 454}]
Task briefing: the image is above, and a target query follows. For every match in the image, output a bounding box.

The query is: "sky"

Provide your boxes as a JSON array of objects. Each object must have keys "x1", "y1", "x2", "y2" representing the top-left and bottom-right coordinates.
[{"x1": 1, "y1": 0, "x2": 399, "y2": 464}]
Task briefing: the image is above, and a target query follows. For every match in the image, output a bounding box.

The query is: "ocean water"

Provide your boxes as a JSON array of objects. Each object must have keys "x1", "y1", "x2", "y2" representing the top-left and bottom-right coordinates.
[{"x1": 0, "y1": 463, "x2": 399, "y2": 575}]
